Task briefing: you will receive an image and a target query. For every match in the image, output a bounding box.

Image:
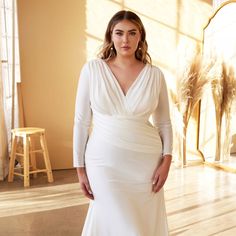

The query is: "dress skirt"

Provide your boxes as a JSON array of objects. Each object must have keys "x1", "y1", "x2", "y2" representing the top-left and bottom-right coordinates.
[{"x1": 81, "y1": 129, "x2": 169, "y2": 236}]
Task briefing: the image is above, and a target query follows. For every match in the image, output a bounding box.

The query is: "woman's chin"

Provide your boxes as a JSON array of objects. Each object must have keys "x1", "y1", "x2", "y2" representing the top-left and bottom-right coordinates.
[{"x1": 117, "y1": 51, "x2": 135, "y2": 57}]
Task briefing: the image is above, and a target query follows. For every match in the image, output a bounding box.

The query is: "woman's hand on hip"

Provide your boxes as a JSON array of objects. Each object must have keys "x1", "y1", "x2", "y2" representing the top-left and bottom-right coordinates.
[
  {"x1": 76, "y1": 167, "x2": 94, "y2": 200},
  {"x1": 151, "y1": 155, "x2": 172, "y2": 193}
]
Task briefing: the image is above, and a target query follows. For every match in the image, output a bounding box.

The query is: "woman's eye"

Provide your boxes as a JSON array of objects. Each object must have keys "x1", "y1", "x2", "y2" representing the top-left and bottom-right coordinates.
[
  {"x1": 116, "y1": 32, "x2": 122, "y2": 36},
  {"x1": 130, "y1": 32, "x2": 136, "y2": 36}
]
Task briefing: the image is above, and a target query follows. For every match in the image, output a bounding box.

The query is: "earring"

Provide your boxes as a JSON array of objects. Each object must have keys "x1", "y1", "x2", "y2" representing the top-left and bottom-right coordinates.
[{"x1": 138, "y1": 40, "x2": 143, "y2": 51}]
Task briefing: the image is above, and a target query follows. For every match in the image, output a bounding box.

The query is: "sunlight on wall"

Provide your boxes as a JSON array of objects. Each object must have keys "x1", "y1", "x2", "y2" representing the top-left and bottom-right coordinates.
[
  {"x1": 204, "y1": 3, "x2": 236, "y2": 64},
  {"x1": 85, "y1": 0, "x2": 121, "y2": 59}
]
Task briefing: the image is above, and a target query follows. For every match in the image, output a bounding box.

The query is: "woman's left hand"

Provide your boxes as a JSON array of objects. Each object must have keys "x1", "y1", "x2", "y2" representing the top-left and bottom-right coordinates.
[{"x1": 151, "y1": 155, "x2": 172, "y2": 193}]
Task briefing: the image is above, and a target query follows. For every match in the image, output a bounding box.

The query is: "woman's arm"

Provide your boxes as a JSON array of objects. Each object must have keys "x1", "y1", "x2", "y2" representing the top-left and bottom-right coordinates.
[
  {"x1": 73, "y1": 63, "x2": 94, "y2": 199},
  {"x1": 151, "y1": 70, "x2": 173, "y2": 193},
  {"x1": 73, "y1": 63, "x2": 92, "y2": 167}
]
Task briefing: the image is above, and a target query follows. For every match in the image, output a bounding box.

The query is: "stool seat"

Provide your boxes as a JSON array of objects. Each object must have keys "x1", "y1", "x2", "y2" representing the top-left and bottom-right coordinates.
[
  {"x1": 12, "y1": 127, "x2": 45, "y2": 136},
  {"x1": 8, "y1": 127, "x2": 54, "y2": 187}
]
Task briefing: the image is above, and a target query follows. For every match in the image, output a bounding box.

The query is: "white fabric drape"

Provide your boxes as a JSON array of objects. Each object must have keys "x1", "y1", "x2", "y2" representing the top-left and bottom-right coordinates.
[
  {"x1": 0, "y1": 58, "x2": 9, "y2": 181},
  {"x1": 0, "y1": 0, "x2": 21, "y2": 180}
]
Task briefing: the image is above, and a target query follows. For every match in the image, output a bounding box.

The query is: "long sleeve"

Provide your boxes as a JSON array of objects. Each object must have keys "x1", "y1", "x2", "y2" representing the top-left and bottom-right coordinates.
[
  {"x1": 73, "y1": 63, "x2": 92, "y2": 167},
  {"x1": 152, "y1": 71, "x2": 173, "y2": 156}
]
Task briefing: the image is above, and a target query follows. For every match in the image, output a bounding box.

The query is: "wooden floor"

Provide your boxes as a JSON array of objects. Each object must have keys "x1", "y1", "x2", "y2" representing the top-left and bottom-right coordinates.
[{"x1": 0, "y1": 164, "x2": 236, "y2": 236}]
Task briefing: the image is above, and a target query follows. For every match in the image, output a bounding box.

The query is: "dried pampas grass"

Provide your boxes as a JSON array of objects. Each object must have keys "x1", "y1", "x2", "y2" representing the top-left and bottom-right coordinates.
[
  {"x1": 211, "y1": 62, "x2": 236, "y2": 161},
  {"x1": 171, "y1": 52, "x2": 210, "y2": 166}
]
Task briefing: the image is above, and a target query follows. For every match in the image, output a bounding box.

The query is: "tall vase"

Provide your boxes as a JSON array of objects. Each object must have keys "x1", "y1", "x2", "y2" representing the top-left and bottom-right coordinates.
[
  {"x1": 223, "y1": 112, "x2": 232, "y2": 161},
  {"x1": 182, "y1": 125, "x2": 187, "y2": 166},
  {"x1": 215, "y1": 115, "x2": 222, "y2": 162}
]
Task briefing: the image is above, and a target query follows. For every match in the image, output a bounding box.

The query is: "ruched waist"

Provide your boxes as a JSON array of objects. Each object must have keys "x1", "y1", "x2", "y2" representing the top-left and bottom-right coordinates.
[{"x1": 90, "y1": 113, "x2": 162, "y2": 153}]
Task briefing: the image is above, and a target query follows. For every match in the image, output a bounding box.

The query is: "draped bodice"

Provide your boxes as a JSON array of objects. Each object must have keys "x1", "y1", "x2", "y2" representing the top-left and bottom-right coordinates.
[
  {"x1": 91, "y1": 111, "x2": 162, "y2": 153},
  {"x1": 84, "y1": 59, "x2": 165, "y2": 153},
  {"x1": 88, "y1": 59, "x2": 161, "y2": 117},
  {"x1": 73, "y1": 59, "x2": 173, "y2": 167}
]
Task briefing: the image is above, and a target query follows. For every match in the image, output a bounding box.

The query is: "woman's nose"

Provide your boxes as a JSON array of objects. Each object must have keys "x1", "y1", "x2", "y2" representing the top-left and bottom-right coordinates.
[{"x1": 123, "y1": 34, "x2": 129, "y2": 43}]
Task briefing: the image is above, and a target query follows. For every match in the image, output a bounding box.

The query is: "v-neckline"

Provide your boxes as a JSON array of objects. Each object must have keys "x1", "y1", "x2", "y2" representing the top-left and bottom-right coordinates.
[{"x1": 100, "y1": 59, "x2": 148, "y2": 97}]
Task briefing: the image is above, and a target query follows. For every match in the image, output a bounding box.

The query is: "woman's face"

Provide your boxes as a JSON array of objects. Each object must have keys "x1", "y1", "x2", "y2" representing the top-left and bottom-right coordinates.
[{"x1": 111, "y1": 19, "x2": 141, "y2": 58}]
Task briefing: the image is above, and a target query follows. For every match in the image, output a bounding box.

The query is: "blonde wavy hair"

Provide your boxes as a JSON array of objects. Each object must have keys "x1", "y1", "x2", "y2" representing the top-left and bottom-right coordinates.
[{"x1": 98, "y1": 10, "x2": 152, "y2": 64}]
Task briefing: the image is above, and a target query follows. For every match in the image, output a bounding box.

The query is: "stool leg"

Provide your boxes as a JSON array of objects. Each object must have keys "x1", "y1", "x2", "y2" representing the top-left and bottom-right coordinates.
[
  {"x1": 8, "y1": 134, "x2": 17, "y2": 182},
  {"x1": 40, "y1": 133, "x2": 54, "y2": 183},
  {"x1": 29, "y1": 137, "x2": 37, "y2": 178},
  {"x1": 23, "y1": 136, "x2": 30, "y2": 187}
]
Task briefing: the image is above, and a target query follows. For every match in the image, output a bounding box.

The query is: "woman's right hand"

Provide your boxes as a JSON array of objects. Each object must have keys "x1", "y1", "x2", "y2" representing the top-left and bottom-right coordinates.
[{"x1": 76, "y1": 167, "x2": 94, "y2": 200}]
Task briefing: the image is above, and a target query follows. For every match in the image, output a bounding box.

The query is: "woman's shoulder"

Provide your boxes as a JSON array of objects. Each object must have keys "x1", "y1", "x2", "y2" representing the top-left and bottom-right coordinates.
[
  {"x1": 149, "y1": 64, "x2": 163, "y2": 74},
  {"x1": 149, "y1": 64, "x2": 165, "y2": 80},
  {"x1": 79, "y1": 58, "x2": 101, "y2": 75},
  {"x1": 83, "y1": 58, "x2": 103, "y2": 68}
]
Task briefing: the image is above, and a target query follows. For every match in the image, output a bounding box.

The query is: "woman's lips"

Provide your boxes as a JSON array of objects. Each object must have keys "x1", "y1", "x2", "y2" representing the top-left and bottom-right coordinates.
[{"x1": 121, "y1": 46, "x2": 131, "y2": 50}]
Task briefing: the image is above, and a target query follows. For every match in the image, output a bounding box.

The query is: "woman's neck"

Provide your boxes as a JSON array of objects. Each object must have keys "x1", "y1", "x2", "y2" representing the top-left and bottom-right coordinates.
[{"x1": 111, "y1": 55, "x2": 140, "y2": 68}]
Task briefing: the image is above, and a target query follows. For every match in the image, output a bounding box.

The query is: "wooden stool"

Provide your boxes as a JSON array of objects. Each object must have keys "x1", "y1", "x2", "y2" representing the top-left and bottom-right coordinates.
[{"x1": 8, "y1": 127, "x2": 54, "y2": 187}]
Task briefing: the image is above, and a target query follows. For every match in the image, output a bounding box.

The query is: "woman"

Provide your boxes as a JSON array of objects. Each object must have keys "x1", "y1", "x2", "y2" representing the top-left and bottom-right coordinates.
[{"x1": 73, "y1": 10, "x2": 173, "y2": 236}]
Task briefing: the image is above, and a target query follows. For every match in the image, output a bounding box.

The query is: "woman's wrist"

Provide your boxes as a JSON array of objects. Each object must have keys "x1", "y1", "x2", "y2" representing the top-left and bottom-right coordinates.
[
  {"x1": 162, "y1": 154, "x2": 172, "y2": 159},
  {"x1": 161, "y1": 154, "x2": 172, "y2": 167},
  {"x1": 76, "y1": 167, "x2": 86, "y2": 174}
]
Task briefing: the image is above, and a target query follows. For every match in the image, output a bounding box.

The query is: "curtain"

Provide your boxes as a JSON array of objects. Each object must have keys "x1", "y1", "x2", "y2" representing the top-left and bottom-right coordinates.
[
  {"x1": 0, "y1": 58, "x2": 8, "y2": 181},
  {"x1": 0, "y1": 0, "x2": 21, "y2": 180}
]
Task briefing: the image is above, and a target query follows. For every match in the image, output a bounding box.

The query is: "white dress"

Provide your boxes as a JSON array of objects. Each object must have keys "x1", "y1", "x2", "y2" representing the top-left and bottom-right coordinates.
[{"x1": 73, "y1": 58, "x2": 173, "y2": 236}]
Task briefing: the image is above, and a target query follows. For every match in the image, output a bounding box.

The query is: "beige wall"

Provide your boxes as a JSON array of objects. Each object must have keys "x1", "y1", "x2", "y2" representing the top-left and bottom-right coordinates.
[
  {"x1": 17, "y1": 0, "x2": 86, "y2": 169},
  {"x1": 17, "y1": 0, "x2": 212, "y2": 169}
]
